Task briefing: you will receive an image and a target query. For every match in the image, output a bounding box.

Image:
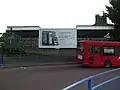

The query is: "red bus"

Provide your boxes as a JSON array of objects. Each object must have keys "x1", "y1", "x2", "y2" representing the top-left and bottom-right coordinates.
[{"x1": 76, "y1": 40, "x2": 120, "y2": 67}]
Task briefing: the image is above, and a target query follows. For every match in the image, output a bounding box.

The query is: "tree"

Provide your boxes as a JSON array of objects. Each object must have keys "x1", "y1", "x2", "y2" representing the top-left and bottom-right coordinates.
[
  {"x1": 106, "y1": 0, "x2": 120, "y2": 40},
  {"x1": 0, "y1": 32, "x2": 25, "y2": 56}
]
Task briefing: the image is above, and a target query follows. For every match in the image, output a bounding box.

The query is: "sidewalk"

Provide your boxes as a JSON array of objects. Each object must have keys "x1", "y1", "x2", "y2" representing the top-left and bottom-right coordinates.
[{"x1": 0, "y1": 61, "x2": 78, "y2": 68}]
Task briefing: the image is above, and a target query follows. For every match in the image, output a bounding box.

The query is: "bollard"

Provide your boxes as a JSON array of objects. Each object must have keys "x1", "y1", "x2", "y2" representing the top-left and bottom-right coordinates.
[{"x1": 88, "y1": 79, "x2": 92, "y2": 90}]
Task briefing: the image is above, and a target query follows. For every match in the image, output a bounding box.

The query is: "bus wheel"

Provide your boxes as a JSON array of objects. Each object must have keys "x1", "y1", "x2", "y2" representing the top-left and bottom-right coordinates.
[{"x1": 104, "y1": 61, "x2": 111, "y2": 68}]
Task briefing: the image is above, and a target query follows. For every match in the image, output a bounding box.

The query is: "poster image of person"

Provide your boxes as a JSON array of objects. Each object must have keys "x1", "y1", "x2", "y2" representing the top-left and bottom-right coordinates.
[{"x1": 42, "y1": 31, "x2": 59, "y2": 46}]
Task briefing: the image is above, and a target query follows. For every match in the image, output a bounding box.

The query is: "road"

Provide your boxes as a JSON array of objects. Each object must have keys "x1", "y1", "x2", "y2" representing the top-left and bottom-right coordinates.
[{"x1": 0, "y1": 64, "x2": 119, "y2": 90}]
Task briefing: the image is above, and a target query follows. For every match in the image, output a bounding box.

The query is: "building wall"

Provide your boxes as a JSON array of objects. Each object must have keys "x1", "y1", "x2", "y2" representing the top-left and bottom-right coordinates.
[{"x1": 4, "y1": 26, "x2": 113, "y2": 64}]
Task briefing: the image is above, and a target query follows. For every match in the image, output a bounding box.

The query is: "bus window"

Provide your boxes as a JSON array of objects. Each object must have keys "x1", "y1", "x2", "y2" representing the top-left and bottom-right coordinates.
[
  {"x1": 115, "y1": 46, "x2": 120, "y2": 56},
  {"x1": 88, "y1": 46, "x2": 93, "y2": 54},
  {"x1": 88, "y1": 46, "x2": 101, "y2": 54},
  {"x1": 94, "y1": 46, "x2": 101, "y2": 54},
  {"x1": 103, "y1": 46, "x2": 115, "y2": 55}
]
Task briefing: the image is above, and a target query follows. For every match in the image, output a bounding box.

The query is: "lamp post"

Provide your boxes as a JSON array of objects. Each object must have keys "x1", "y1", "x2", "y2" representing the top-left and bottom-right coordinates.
[{"x1": 10, "y1": 27, "x2": 12, "y2": 44}]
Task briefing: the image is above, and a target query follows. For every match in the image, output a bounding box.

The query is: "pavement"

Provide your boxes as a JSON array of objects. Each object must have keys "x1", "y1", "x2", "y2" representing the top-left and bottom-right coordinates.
[
  {"x1": 0, "y1": 61, "x2": 78, "y2": 69},
  {"x1": 0, "y1": 62, "x2": 119, "y2": 90}
]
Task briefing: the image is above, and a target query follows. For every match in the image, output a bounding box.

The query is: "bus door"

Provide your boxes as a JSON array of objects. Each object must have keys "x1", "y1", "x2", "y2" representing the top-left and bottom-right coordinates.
[
  {"x1": 88, "y1": 46, "x2": 102, "y2": 65},
  {"x1": 116, "y1": 46, "x2": 120, "y2": 65},
  {"x1": 77, "y1": 42, "x2": 84, "y2": 61}
]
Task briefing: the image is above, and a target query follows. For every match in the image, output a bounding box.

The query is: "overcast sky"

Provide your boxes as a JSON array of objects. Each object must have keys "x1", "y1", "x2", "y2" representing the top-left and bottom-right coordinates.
[{"x1": 0, "y1": 0, "x2": 111, "y2": 33}]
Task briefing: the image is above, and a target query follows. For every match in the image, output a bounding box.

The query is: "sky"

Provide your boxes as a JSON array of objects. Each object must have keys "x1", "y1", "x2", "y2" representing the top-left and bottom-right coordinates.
[{"x1": 0, "y1": 0, "x2": 112, "y2": 33}]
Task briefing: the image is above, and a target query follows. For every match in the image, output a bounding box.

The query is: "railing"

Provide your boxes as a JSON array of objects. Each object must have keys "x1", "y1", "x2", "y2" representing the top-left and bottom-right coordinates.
[{"x1": 62, "y1": 68, "x2": 120, "y2": 90}]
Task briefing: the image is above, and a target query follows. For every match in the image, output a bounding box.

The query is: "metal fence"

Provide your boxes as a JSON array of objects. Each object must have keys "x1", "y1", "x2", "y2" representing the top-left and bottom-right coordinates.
[
  {"x1": 62, "y1": 68, "x2": 120, "y2": 90},
  {"x1": 2, "y1": 50, "x2": 76, "y2": 65}
]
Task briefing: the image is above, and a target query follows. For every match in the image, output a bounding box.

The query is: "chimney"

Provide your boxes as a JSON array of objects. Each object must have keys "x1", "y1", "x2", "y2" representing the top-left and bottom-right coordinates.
[
  {"x1": 95, "y1": 14, "x2": 101, "y2": 25},
  {"x1": 102, "y1": 12, "x2": 107, "y2": 25},
  {"x1": 94, "y1": 12, "x2": 107, "y2": 25}
]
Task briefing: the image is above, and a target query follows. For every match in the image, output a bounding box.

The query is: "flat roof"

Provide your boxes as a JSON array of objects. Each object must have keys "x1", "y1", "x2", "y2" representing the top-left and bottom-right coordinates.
[
  {"x1": 6, "y1": 26, "x2": 40, "y2": 31},
  {"x1": 76, "y1": 25, "x2": 114, "y2": 30},
  {"x1": 6, "y1": 25, "x2": 114, "y2": 31},
  {"x1": 7, "y1": 26, "x2": 40, "y2": 28},
  {"x1": 41, "y1": 28, "x2": 76, "y2": 30}
]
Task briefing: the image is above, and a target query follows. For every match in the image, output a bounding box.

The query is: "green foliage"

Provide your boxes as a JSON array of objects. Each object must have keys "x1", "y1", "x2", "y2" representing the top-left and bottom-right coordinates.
[
  {"x1": 0, "y1": 32, "x2": 26, "y2": 56},
  {"x1": 106, "y1": 0, "x2": 120, "y2": 40},
  {"x1": 106, "y1": 0, "x2": 120, "y2": 25}
]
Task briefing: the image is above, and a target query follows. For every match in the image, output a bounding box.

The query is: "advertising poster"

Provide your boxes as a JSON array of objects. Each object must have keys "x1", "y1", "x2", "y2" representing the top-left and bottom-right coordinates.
[{"x1": 38, "y1": 29, "x2": 77, "y2": 48}]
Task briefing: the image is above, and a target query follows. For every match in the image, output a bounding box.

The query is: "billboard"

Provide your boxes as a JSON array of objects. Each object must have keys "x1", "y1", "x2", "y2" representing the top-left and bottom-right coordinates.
[{"x1": 38, "y1": 29, "x2": 77, "y2": 48}]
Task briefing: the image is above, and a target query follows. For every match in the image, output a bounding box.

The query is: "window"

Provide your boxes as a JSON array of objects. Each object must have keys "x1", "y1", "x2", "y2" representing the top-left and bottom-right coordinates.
[
  {"x1": 103, "y1": 46, "x2": 115, "y2": 55},
  {"x1": 88, "y1": 46, "x2": 93, "y2": 54},
  {"x1": 115, "y1": 46, "x2": 120, "y2": 56},
  {"x1": 94, "y1": 46, "x2": 101, "y2": 54},
  {"x1": 88, "y1": 46, "x2": 101, "y2": 54}
]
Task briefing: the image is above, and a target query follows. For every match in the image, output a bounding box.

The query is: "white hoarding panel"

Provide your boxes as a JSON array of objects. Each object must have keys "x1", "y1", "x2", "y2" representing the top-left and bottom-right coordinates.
[{"x1": 39, "y1": 29, "x2": 77, "y2": 48}]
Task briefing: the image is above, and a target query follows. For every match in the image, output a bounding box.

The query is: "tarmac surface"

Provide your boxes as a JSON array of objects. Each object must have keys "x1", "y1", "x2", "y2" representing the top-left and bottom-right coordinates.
[{"x1": 0, "y1": 64, "x2": 119, "y2": 90}]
